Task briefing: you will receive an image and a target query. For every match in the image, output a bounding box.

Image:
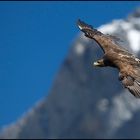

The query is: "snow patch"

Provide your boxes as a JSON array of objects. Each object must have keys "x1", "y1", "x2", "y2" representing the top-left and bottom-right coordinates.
[
  {"x1": 75, "y1": 43, "x2": 85, "y2": 55},
  {"x1": 98, "y1": 20, "x2": 121, "y2": 34},
  {"x1": 127, "y1": 29, "x2": 140, "y2": 52},
  {"x1": 98, "y1": 23, "x2": 117, "y2": 34},
  {"x1": 121, "y1": 21, "x2": 132, "y2": 30}
]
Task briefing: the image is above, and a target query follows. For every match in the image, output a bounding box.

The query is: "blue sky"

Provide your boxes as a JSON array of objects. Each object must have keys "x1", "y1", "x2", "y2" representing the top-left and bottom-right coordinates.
[{"x1": 0, "y1": 1, "x2": 140, "y2": 128}]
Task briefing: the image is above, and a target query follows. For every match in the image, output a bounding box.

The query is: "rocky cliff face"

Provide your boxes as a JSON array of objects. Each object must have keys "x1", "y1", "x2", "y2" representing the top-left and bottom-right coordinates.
[{"x1": 1, "y1": 8, "x2": 140, "y2": 139}]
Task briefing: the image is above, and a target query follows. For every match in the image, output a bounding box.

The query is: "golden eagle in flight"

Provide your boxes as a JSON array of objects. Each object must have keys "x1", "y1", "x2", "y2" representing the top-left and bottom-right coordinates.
[{"x1": 77, "y1": 19, "x2": 140, "y2": 98}]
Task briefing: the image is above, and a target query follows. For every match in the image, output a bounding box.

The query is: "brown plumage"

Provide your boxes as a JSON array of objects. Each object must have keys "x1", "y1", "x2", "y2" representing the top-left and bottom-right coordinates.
[{"x1": 77, "y1": 19, "x2": 140, "y2": 98}]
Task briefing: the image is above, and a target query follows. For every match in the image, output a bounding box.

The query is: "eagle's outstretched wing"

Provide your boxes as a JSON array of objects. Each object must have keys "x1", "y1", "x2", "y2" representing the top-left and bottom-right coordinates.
[
  {"x1": 77, "y1": 19, "x2": 123, "y2": 42},
  {"x1": 119, "y1": 68, "x2": 140, "y2": 98},
  {"x1": 77, "y1": 19, "x2": 103, "y2": 38},
  {"x1": 77, "y1": 19, "x2": 121, "y2": 53},
  {"x1": 106, "y1": 34, "x2": 123, "y2": 43}
]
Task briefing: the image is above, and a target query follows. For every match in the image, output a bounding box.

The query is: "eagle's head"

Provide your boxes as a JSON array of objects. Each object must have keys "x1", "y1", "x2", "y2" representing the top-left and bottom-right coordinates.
[{"x1": 93, "y1": 59, "x2": 105, "y2": 67}]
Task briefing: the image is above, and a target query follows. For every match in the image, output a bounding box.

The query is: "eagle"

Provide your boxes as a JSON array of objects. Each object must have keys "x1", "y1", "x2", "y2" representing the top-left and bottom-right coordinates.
[{"x1": 77, "y1": 19, "x2": 140, "y2": 98}]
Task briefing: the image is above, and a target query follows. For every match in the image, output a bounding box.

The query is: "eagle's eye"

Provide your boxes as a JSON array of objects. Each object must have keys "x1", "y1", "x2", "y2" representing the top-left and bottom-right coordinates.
[{"x1": 97, "y1": 60, "x2": 103, "y2": 64}]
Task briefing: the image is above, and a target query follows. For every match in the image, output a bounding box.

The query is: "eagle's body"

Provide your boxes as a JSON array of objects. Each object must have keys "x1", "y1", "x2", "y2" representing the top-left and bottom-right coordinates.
[{"x1": 77, "y1": 19, "x2": 140, "y2": 98}]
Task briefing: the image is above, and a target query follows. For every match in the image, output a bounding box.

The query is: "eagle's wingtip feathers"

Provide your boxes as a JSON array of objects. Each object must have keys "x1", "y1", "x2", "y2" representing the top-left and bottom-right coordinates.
[
  {"x1": 77, "y1": 19, "x2": 93, "y2": 31},
  {"x1": 77, "y1": 19, "x2": 83, "y2": 30}
]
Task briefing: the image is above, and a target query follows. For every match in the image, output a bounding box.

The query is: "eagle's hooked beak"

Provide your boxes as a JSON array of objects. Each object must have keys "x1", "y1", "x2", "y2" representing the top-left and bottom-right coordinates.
[
  {"x1": 93, "y1": 59, "x2": 105, "y2": 67},
  {"x1": 93, "y1": 61, "x2": 101, "y2": 66}
]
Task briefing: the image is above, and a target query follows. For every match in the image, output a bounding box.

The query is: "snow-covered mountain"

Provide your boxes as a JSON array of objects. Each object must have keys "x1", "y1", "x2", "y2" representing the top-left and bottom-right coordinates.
[{"x1": 1, "y1": 8, "x2": 140, "y2": 139}]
